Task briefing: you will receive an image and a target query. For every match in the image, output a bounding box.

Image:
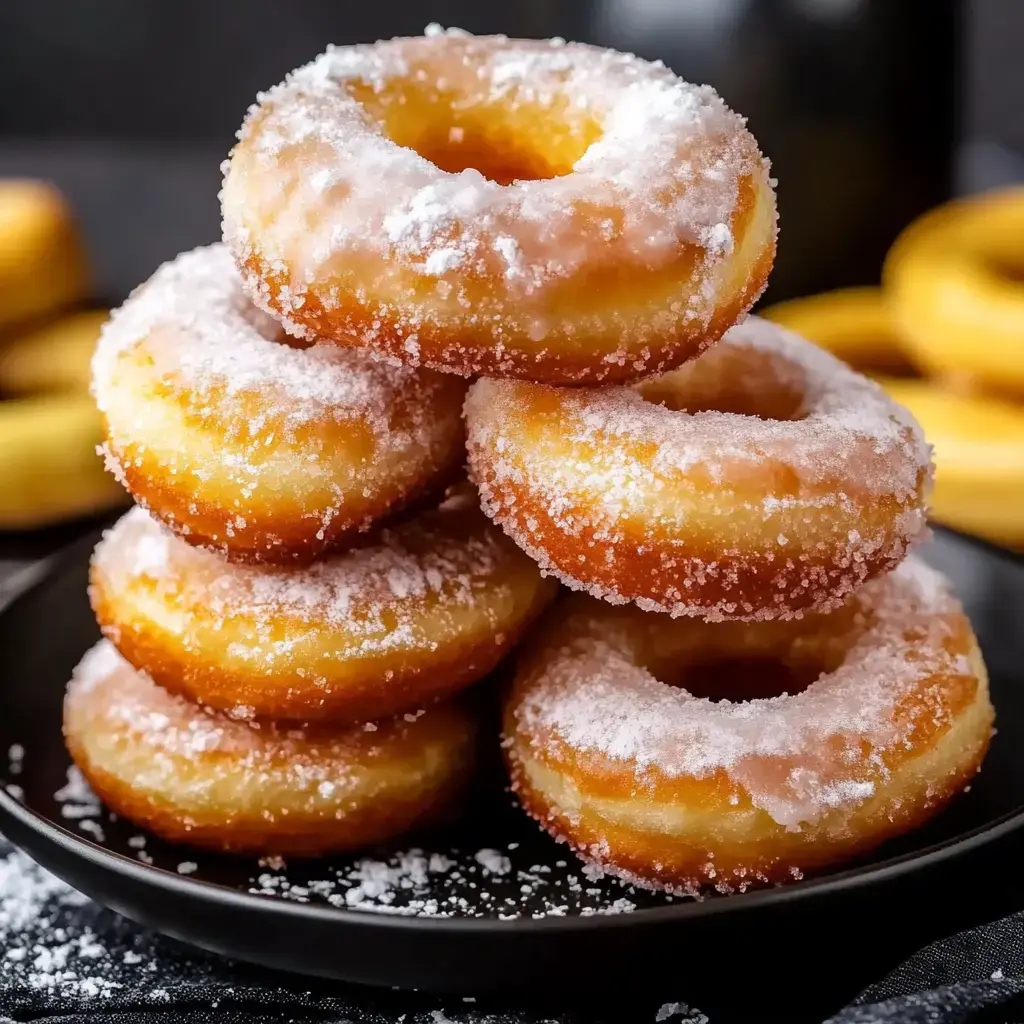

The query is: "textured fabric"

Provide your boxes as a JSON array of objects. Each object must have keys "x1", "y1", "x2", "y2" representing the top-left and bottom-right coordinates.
[
  {"x1": 3, "y1": 832, "x2": 1024, "y2": 1024},
  {"x1": 828, "y1": 912, "x2": 1024, "y2": 1023}
]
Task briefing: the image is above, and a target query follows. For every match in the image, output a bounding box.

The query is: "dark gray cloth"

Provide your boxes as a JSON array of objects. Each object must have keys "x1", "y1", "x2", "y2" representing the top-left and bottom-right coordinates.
[
  {"x1": 2, "y1": 828, "x2": 1024, "y2": 1024},
  {"x1": 828, "y1": 913, "x2": 1024, "y2": 1023}
]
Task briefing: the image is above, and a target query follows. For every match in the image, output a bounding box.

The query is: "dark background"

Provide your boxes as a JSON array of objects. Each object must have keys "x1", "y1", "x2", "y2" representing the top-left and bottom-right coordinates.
[{"x1": 1, "y1": 0, "x2": 1018, "y2": 304}]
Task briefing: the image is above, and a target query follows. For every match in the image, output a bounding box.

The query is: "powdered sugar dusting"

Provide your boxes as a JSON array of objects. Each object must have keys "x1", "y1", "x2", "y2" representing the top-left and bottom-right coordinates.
[
  {"x1": 509, "y1": 556, "x2": 975, "y2": 830},
  {"x1": 93, "y1": 244, "x2": 445, "y2": 433},
  {"x1": 222, "y1": 29, "x2": 774, "y2": 380},
  {"x1": 91, "y1": 243, "x2": 465, "y2": 559},
  {"x1": 466, "y1": 316, "x2": 932, "y2": 619},
  {"x1": 91, "y1": 493, "x2": 541, "y2": 683},
  {"x1": 64, "y1": 640, "x2": 475, "y2": 827}
]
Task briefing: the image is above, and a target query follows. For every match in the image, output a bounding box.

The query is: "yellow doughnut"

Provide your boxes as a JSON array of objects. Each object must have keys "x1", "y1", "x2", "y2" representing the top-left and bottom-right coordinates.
[
  {"x1": 0, "y1": 180, "x2": 89, "y2": 329},
  {"x1": 0, "y1": 394, "x2": 125, "y2": 530},
  {"x1": 883, "y1": 380, "x2": 1024, "y2": 548},
  {"x1": 885, "y1": 187, "x2": 1024, "y2": 398},
  {"x1": 0, "y1": 309, "x2": 107, "y2": 395},
  {"x1": 760, "y1": 286, "x2": 913, "y2": 376},
  {"x1": 90, "y1": 490, "x2": 556, "y2": 723},
  {"x1": 65, "y1": 641, "x2": 478, "y2": 857}
]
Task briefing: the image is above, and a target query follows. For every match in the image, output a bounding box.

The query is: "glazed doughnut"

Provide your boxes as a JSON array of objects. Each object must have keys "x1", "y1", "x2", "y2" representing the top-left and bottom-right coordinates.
[
  {"x1": 222, "y1": 27, "x2": 777, "y2": 384},
  {"x1": 504, "y1": 557, "x2": 992, "y2": 893},
  {"x1": 64, "y1": 641, "x2": 478, "y2": 856},
  {"x1": 92, "y1": 244, "x2": 466, "y2": 563},
  {"x1": 0, "y1": 180, "x2": 89, "y2": 329},
  {"x1": 466, "y1": 316, "x2": 932, "y2": 621},
  {"x1": 760, "y1": 287, "x2": 914, "y2": 377},
  {"x1": 90, "y1": 490, "x2": 556, "y2": 723},
  {"x1": 885, "y1": 186, "x2": 1024, "y2": 399}
]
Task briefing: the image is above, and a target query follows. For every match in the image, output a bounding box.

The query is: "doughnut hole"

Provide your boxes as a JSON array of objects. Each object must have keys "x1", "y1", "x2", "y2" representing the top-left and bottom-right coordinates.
[
  {"x1": 348, "y1": 77, "x2": 602, "y2": 185},
  {"x1": 673, "y1": 656, "x2": 819, "y2": 702},
  {"x1": 637, "y1": 344, "x2": 808, "y2": 421},
  {"x1": 633, "y1": 606, "x2": 856, "y2": 705}
]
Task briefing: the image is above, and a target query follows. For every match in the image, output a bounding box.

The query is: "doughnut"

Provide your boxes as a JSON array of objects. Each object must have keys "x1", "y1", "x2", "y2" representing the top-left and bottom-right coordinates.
[
  {"x1": 503, "y1": 557, "x2": 992, "y2": 894},
  {"x1": 882, "y1": 380, "x2": 1024, "y2": 549},
  {"x1": 64, "y1": 640, "x2": 478, "y2": 856},
  {"x1": 885, "y1": 186, "x2": 1024, "y2": 399},
  {"x1": 90, "y1": 489, "x2": 556, "y2": 723},
  {"x1": 760, "y1": 287, "x2": 914, "y2": 377},
  {"x1": 222, "y1": 27, "x2": 777, "y2": 384},
  {"x1": 92, "y1": 244, "x2": 466, "y2": 563},
  {"x1": 466, "y1": 316, "x2": 932, "y2": 621},
  {"x1": 0, "y1": 180, "x2": 89, "y2": 329},
  {"x1": 0, "y1": 394, "x2": 125, "y2": 530},
  {"x1": 764, "y1": 286, "x2": 1024, "y2": 548},
  {"x1": 0, "y1": 309, "x2": 107, "y2": 395}
]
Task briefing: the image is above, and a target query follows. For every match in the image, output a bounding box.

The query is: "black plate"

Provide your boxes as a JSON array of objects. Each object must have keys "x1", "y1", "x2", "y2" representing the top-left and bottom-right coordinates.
[{"x1": 1, "y1": 525, "x2": 1024, "y2": 997}]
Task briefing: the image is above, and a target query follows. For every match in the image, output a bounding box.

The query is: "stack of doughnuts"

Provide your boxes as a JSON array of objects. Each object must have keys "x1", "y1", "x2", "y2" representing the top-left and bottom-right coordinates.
[{"x1": 66, "y1": 27, "x2": 993, "y2": 895}]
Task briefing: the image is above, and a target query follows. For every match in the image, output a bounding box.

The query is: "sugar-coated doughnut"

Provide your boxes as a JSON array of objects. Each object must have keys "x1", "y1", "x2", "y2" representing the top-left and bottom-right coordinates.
[
  {"x1": 90, "y1": 490, "x2": 556, "y2": 723},
  {"x1": 222, "y1": 27, "x2": 777, "y2": 384},
  {"x1": 92, "y1": 245, "x2": 466, "y2": 563},
  {"x1": 504, "y1": 557, "x2": 992, "y2": 894},
  {"x1": 0, "y1": 180, "x2": 89, "y2": 329},
  {"x1": 466, "y1": 316, "x2": 932, "y2": 621},
  {"x1": 885, "y1": 186, "x2": 1024, "y2": 399},
  {"x1": 64, "y1": 641, "x2": 478, "y2": 856}
]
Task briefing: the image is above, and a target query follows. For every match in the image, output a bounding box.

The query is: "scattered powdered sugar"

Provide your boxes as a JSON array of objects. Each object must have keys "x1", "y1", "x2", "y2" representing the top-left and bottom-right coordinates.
[
  {"x1": 54, "y1": 766, "x2": 102, "y2": 822},
  {"x1": 248, "y1": 844, "x2": 646, "y2": 920},
  {"x1": 466, "y1": 316, "x2": 932, "y2": 620},
  {"x1": 222, "y1": 28, "x2": 773, "y2": 379},
  {"x1": 0, "y1": 848, "x2": 128, "y2": 1001},
  {"x1": 509, "y1": 556, "x2": 975, "y2": 832},
  {"x1": 656, "y1": 1003, "x2": 709, "y2": 1023}
]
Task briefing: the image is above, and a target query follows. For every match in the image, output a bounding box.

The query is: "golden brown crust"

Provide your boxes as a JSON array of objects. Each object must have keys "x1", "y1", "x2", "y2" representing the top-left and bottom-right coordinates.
[
  {"x1": 93, "y1": 245, "x2": 468, "y2": 564},
  {"x1": 237, "y1": 186, "x2": 776, "y2": 385},
  {"x1": 223, "y1": 34, "x2": 778, "y2": 384},
  {"x1": 64, "y1": 642, "x2": 478, "y2": 856},
  {"x1": 466, "y1": 318, "x2": 932, "y2": 620},
  {"x1": 502, "y1": 566, "x2": 993, "y2": 893},
  {"x1": 90, "y1": 492, "x2": 558, "y2": 723}
]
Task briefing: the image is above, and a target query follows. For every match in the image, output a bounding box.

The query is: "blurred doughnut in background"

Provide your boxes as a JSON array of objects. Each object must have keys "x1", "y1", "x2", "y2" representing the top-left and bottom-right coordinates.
[
  {"x1": 762, "y1": 186, "x2": 1024, "y2": 550},
  {"x1": 0, "y1": 180, "x2": 124, "y2": 530}
]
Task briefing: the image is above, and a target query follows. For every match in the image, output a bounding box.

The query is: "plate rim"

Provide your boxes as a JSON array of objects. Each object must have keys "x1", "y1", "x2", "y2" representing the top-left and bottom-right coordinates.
[{"x1": 1, "y1": 521, "x2": 1023, "y2": 936}]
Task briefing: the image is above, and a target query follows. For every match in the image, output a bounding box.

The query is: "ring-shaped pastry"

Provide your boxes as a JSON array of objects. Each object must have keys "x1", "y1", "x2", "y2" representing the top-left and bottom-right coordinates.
[
  {"x1": 885, "y1": 186, "x2": 1024, "y2": 399},
  {"x1": 91, "y1": 491, "x2": 556, "y2": 723},
  {"x1": 503, "y1": 557, "x2": 992, "y2": 893},
  {"x1": 223, "y1": 28, "x2": 777, "y2": 384},
  {"x1": 65, "y1": 641, "x2": 478, "y2": 857},
  {"x1": 92, "y1": 244, "x2": 466, "y2": 563},
  {"x1": 466, "y1": 316, "x2": 932, "y2": 620}
]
